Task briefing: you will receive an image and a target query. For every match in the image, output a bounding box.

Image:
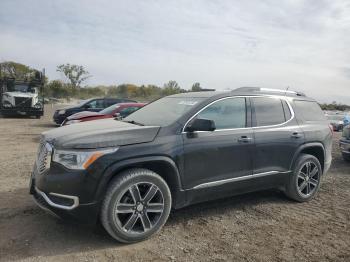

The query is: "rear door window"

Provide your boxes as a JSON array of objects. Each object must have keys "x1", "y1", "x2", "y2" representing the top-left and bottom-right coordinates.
[
  {"x1": 252, "y1": 97, "x2": 286, "y2": 126},
  {"x1": 196, "y1": 97, "x2": 246, "y2": 129},
  {"x1": 293, "y1": 100, "x2": 326, "y2": 121},
  {"x1": 105, "y1": 99, "x2": 119, "y2": 107},
  {"x1": 86, "y1": 99, "x2": 105, "y2": 109}
]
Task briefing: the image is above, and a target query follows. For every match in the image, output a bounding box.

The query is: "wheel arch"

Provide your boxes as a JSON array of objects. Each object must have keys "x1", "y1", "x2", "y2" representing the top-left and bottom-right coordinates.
[
  {"x1": 95, "y1": 156, "x2": 185, "y2": 208},
  {"x1": 291, "y1": 143, "x2": 325, "y2": 172}
]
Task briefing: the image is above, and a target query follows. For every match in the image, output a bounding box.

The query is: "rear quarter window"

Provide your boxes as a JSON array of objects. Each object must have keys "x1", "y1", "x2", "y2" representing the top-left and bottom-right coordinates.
[
  {"x1": 252, "y1": 97, "x2": 287, "y2": 126},
  {"x1": 293, "y1": 100, "x2": 326, "y2": 121}
]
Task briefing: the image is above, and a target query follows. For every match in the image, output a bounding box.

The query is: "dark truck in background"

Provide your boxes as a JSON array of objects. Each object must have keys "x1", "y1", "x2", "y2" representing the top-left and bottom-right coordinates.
[
  {"x1": 0, "y1": 70, "x2": 44, "y2": 118},
  {"x1": 53, "y1": 97, "x2": 137, "y2": 125}
]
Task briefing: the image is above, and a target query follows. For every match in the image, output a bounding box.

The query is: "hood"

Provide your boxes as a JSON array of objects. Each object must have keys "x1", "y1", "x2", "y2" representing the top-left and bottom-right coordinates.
[
  {"x1": 4, "y1": 92, "x2": 36, "y2": 98},
  {"x1": 42, "y1": 119, "x2": 160, "y2": 149},
  {"x1": 56, "y1": 104, "x2": 83, "y2": 111},
  {"x1": 67, "y1": 111, "x2": 103, "y2": 120}
]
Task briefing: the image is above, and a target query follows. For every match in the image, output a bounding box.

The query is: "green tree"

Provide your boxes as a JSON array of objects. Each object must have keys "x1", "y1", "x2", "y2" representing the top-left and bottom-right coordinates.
[
  {"x1": 162, "y1": 80, "x2": 181, "y2": 96},
  {"x1": 191, "y1": 82, "x2": 202, "y2": 92},
  {"x1": 56, "y1": 63, "x2": 91, "y2": 88},
  {"x1": 0, "y1": 61, "x2": 36, "y2": 80}
]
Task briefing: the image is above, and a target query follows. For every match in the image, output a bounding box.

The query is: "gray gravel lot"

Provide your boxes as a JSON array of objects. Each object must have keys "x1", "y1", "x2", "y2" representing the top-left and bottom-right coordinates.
[{"x1": 0, "y1": 106, "x2": 349, "y2": 262}]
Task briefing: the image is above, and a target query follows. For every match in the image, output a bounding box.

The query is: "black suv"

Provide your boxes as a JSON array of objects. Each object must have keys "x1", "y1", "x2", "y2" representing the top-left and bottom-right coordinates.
[
  {"x1": 53, "y1": 97, "x2": 136, "y2": 124},
  {"x1": 31, "y1": 87, "x2": 332, "y2": 243}
]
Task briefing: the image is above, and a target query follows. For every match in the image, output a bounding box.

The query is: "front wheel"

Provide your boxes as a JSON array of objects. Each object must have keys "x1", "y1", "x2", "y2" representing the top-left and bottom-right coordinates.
[
  {"x1": 285, "y1": 154, "x2": 322, "y2": 202},
  {"x1": 101, "y1": 168, "x2": 172, "y2": 243}
]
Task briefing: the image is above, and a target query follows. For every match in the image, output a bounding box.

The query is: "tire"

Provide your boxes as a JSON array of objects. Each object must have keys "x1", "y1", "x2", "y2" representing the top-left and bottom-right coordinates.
[
  {"x1": 342, "y1": 153, "x2": 350, "y2": 162},
  {"x1": 101, "y1": 168, "x2": 172, "y2": 243},
  {"x1": 285, "y1": 154, "x2": 322, "y2": 202}
]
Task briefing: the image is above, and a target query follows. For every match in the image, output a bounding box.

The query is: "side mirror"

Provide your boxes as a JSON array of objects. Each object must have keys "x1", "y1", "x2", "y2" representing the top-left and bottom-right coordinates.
[
  {"x1": 186, "y1": 118, "x2": 216, "y2": 132},
  {"x1": 83, "y1": 104, "x2": 91, "y2": 109}
]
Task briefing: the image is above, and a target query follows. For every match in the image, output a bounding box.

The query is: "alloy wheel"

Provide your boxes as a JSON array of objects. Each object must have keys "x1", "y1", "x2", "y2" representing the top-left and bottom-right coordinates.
[
  {"x1": 113, "y1": 182, "x2": 164, "y2": 234},
  {"x1": 297, "y1": 161, "x2": 320, "y2": 197}
]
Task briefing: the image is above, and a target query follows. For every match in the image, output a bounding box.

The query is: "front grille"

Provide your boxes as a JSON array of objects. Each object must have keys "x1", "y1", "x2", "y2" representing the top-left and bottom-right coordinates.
[
  {"x1": 14, "y1": 97, "x2": 32, "y2": 107},
  {"x1": 36, "y1": 140, "x2": 52, "y2": 174}
]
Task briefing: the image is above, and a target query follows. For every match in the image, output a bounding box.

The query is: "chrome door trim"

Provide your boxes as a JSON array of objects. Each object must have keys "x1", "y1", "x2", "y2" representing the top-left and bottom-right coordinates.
[
  {"x1": 191, "y1": 170, "x2": 290, "y2": 190},
  {"x1": 182, "y1": 95, "x2": 295, "y2": 134}
]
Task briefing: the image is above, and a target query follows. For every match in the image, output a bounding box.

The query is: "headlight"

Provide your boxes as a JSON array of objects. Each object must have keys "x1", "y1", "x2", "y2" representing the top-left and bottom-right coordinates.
[
  {"x1": 58, "y1": 110, "x2": 66, "y2": 115},
  {"x1": 65, "y1": 120, "x2": 81, "y2": 125},
  {"x1": 52, "y1": 148, "x2": 118, "y2": 170},
  {"x1": 3, "y1": 101, "x2": 12, "y2": 108}
]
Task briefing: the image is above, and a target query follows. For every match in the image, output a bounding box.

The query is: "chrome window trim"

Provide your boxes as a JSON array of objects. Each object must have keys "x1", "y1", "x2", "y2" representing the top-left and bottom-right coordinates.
[
  {"x1": 191, "y1": 170, "x2": 291, "y2": 190},
  {"x1": 181, "y1": 95, "x2": 295, "y2": 133},
  {"x1": 251, "y1": 96, "x2": 295, "y2": 129}
]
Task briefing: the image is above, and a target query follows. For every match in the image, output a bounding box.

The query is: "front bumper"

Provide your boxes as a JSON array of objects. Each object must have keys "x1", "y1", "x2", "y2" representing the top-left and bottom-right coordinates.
[
  {"x1": 30, "y1": 163, "x2": 101, "y2": 225},
  {"x1": 53, "y1": 112, "x2": 67, "y2": 124},
  {"x1": 1, "y1": 107, "x2": 43, "y2": 116}
]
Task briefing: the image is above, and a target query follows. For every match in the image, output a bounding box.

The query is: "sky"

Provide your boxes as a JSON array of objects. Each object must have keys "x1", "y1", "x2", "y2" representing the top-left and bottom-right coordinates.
[{"x1": 0, "y1": 0, "x2": 349, "y2": 103}]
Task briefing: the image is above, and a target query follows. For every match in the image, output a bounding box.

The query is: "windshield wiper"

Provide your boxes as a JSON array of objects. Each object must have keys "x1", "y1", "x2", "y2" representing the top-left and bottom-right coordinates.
[{"x1": 121, "y1": 120, "x2": 144, "y2": 126}]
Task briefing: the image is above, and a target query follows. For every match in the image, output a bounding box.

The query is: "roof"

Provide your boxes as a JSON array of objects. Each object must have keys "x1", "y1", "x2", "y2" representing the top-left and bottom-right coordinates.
[
  {"x1": 168, "y1": 87, "x2": 314, "y2": 100},
  {"x1": 168, "y1": 91, "x2": 227, "y2": 98}
]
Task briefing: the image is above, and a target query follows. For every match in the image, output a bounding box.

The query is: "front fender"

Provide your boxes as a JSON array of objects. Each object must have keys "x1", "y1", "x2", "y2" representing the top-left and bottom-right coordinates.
[{"x1": 94, "y1": 156, "x2": 184, "y2": 207}]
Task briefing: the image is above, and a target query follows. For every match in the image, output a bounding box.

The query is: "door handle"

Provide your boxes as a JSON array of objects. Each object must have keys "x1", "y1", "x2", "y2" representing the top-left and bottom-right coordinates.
[
  {"x1": 238, "y1": 136, "x2": 252, "y2": 143},
  {"x1": 291, "y1": 132, "x2": 302, "y2": 138}
]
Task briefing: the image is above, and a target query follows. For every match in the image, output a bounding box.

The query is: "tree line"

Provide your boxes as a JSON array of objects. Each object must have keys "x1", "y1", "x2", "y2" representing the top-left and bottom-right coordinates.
[
  {"x1": 1, "y1": 61, "x2": 348, "y2": 109},
  {"x1": 320, "y1": 102, "x2": 350, "y2": 111},
  {"x1": 0, "y1": 61, "x2": 211, "y2": 101}
]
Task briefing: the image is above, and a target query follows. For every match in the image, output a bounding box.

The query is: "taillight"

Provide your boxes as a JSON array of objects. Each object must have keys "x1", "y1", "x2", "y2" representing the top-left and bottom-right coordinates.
[{"x1": 329, "y1": 124, "x2": 334, "y2": 135}]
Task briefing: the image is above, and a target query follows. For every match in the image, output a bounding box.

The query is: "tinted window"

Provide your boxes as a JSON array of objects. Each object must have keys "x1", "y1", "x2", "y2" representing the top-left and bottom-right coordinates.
[
  {"x1": 100, "y1": 104, "x2": 120, "y2": 114},
  {"x1": 196, "y1": 98, "x2": 246, "y2": 129},
  {"x1": 106, "y1": 99, "x2": 118, "y2": 107},
  {"x1": 119, "y1": 107, "x2": 139, "y2": 117},
  {"x1": 294, "y1": 100, "x2": 326, "y2": 121},
  {"x1": 252, "y1": 97, "x2": 286, "y2": 126},
  {"x1": 86, "y1": 99, "x2": 105, "y2": 109}
]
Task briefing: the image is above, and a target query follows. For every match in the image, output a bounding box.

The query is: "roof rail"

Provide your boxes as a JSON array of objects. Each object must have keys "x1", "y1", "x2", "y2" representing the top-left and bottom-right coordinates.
[{"x1": 234, "y1": 87, "x2": 305, "y2": 96}]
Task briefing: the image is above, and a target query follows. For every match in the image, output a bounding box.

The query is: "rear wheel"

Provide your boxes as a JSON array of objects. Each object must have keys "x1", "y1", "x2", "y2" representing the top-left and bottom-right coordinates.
[
  {"x1": 285, "y1": 154, "x2": 322, "y2": 202},
  {"x1": 101, "y1": 168, "x2": 172, "y2": 243}
]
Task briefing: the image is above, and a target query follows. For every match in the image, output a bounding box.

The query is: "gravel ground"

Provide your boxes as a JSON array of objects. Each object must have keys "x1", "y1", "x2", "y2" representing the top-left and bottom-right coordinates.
[{"x1": 0, "y1": 106, "x2": 349, "y2": 262}]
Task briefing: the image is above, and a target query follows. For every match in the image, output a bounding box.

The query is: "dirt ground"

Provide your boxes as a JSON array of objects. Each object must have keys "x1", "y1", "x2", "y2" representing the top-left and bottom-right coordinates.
[{"x1": 0, "y1": 105, "x2": 349, "y2": 262}]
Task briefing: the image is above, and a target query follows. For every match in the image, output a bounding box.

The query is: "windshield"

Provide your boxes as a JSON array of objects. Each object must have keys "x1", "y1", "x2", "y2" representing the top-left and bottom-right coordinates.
[
  {"x1": 123, "y1": 97, "x2": 204, "y2": 126},
  {"x1": 100, "y1": 104, "x2": 120, "y2": 114},
  {"x1": 13, "y1": 84, "x2": 30, "y2": 92},
  {"x1": 76, "y1": 99, "x2": 90, "y2": 107}
]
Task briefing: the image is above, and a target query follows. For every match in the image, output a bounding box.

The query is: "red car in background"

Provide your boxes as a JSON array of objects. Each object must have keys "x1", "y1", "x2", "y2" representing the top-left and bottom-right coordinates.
[{"x1": 61, "y1": 102, "x2": 146, "y2": 126}]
